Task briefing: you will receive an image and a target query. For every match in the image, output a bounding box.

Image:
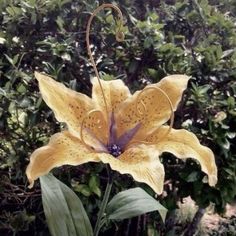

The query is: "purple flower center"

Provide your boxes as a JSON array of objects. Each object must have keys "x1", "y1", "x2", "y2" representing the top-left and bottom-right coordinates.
[
  {"x1": 106, "y1": 112, "x2": 141, "y2": 157},
  {"x1": 108, "y1": 144, "x2": 122, "y2": 157},
  {"x1": 88, "y1": 112, "x2": 141, "y2": 156}
]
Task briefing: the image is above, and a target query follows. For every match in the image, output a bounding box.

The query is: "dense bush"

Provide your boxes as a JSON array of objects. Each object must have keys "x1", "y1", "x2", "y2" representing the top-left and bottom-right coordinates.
[{"x1": 0, "y1": 0, "x2": 235, "y2": 235}]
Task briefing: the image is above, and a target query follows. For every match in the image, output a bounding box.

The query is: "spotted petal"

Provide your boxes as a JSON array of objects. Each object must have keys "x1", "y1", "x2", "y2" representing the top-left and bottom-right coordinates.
[
  {"x1": 26, "y1": 131, "x2": 100, "y2": 188},
  {"x1": 35, "y1": 72, "x2": 107, "y2": 144},
  {"x1": 91, "y1": 77, "x2": 131, "y2": 113},
  {"x1": 98, "y1": 145, "x2": 165, "y2": 194},
  {"x1": 147, "y1": 126, "x2": 217, "y2": 186},
  {"x1": 116, "y1": 75, "x2": 190, "y2": 138}
]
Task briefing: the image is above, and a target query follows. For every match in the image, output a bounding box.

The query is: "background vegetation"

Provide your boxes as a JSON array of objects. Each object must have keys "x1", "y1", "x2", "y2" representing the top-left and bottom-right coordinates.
[{"x1": 0, "y1": 0, "x2": 236, "y2": 235}]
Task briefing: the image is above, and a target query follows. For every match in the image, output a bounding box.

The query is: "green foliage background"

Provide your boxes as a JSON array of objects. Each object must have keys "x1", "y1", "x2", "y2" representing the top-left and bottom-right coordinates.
[{"x1": 0, "y1": 0, "x2": 236, "y2": 235}]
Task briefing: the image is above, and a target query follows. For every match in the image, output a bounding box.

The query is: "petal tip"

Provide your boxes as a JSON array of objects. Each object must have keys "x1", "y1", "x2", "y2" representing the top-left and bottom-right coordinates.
[
  {"x1": 27, "y1": 178, "x2": 34, "y2": 189},
  {"x1": 155, "y1": 186, "x2": 164, "y2": 195},
  {"x1": 34, "y1": 71, "x2": 42, "y2": 80},
  {"x1": 171, "y1": 74, "x2": 191, "y2": 87},
  {"x1": 209, "y1": 174, "x2": 218, "y2": 187},
  {"x1": 34, "y1": 71, "x2": 50, "y2": 82},
  {"x1": 26, "y1": 165, "x2": 34, "y2": 188}
]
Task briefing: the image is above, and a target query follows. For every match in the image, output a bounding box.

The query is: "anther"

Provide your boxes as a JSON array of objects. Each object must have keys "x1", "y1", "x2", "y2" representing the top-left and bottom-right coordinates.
[
  {"x1": 80, "y1": 109, "x2": 105, "y2": 149},
  {"x1": 127, "y1": 86, "x2": 175, "y2": 147}
]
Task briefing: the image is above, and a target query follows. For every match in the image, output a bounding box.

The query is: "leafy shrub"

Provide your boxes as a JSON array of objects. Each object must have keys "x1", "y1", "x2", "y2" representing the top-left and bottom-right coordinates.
[{"x1": 0, "y1": 0, "x2": 236, "y2": 235}]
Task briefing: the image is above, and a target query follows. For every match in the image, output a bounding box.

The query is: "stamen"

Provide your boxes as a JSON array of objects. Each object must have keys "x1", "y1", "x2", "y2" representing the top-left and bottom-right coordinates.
[
  {"x1": 128, "y1": 86, "x2": 175, "y2": 147},
  {"x1": 80, "y1": 109, "x2": 105, "y2": 150},
  {"x1": 86, "y1": 4, "x2": 125, "y2": 121}
]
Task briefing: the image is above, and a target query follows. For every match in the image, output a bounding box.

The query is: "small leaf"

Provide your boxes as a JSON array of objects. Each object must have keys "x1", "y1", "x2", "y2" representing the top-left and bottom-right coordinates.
[
  {"x1": 74, "y1": 184, "x2": 92, "y2": 197},
  {"x1": 106, "y1": 187, "x2": 167, "y2": 222},
  {"x1": 221, "y1": 49, "x2": 235, "y2": 59},
  {"x1": 88, "y1": 175, "x2": 101, "y2": 197},
  {"x1": 40, "y1": 174, "x2": 93, "y2": 236},
  {"x1": 17, "y1": 84, "x2": 27, "y2": 93},
  {"x1": 13, "y1": 54, "x2": 19, "y2": 65},
  {"x1": 56, "y1": 16, "x2": 65, "y2": 32},
  {"x1": 0, "y1": 88, "x2": 7, "y2": 96},
  {"x1": 227, "y1": 96, "x2": 235, "y2": 108},
  {"x1": 185, "y1": 171, "x2": 199, "y2": 182},
  {"x1": 4, "y1": 54, "x2": 14, "y2": 66}
]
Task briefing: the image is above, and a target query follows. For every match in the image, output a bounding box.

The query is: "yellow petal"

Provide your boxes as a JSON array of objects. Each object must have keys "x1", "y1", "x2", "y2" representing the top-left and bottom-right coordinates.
[
  {"x1": 116, "y1": 75, "x2": 189, "y2": 138},
  {"x1": 26, "y1": 131, "x2": 100, "y2": 188},
  {"x1": 35, "y1": 72, "x2": 107, "y2": 145},
  {"x1": 98, "y1": 145, "x2": 165, "y2": 194},
  {"x1": 91, "y1": 77, "x2": 131, "y2": 113},
  {"x1": 147, "y1": 126, "x2": 217, "y2": 186}
]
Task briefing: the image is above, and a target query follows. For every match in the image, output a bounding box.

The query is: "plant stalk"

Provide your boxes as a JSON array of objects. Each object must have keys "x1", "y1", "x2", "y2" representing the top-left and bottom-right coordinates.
[
  {"x1": 184, "y1": 208, "x2": 206, "y2": 236},
  {"x1": 94, "y1": 168, "x2": 113, "y2": 236}
]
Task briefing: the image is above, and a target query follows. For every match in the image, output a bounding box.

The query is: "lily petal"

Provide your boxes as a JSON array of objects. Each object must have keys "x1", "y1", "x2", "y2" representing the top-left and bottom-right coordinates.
[
  {"x1": 116, "y1": 75, "x2": 190, "y2": 138},
  {"x1": 91, "y1": 77, "x2": 131, "y2": 113},
  {"x1": 26, "y1": 131, "x2": 100, "y2": 188},
  {"x1": 98, "y1": 145, "x2": 165, "y2": 194},
  {"x1": 147, "y1": 126, "x2": 217, "y2": 186},
  {"x1": 35, "y1": 72, "x2": 107, "y2": 144}
]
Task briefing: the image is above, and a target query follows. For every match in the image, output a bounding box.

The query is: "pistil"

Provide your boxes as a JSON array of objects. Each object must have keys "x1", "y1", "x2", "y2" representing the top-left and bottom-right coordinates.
[{"x1": 108, "y1": 144, "x2": 122, "y2": 157}]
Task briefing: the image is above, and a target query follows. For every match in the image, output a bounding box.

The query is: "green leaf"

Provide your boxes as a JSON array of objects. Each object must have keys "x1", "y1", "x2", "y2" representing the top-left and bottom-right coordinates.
[
  {"x1": 56, "y1": 16, "x2": 65, "y2": 32},
  {"x1": 4, "y1": 54, "x2": 14, "y2": 66},
  {"x1": 0, "y1": 88, "x2": 7, "y2": 96},
  {"x1": 106, "y1": 187, "x2": 167, "y2": 222},
  {"x1": 186, "y1": 171, "x2": 199, "y2": 182},
  {"x1": 40, "y1": 174, "x2": 93, "y2": 236},
  {"x1": 13, "y1": 54, "x2": 19, "y2": 65},
  {"x1": 227, "y1": 96, "x2": 235, "y2": 108},
  {"x1": 74, "y1": 184, "x2": 92, "y2": 197},
  {"x1": 89, "y1": 175, "x2": 101, "y2": 197},
  {"x1": 6, "y1": 6, "x2": 22, "y2": 16}
]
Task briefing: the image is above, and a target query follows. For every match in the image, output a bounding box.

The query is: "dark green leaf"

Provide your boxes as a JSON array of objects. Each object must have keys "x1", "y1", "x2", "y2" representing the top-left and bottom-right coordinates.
[
  {"x1": 74, "y1": 184, "x2": 92, "y2": 197},
  {"x1": 40, "y1": 174, "x2": 93, "y2": 236},
  {"x1": 88, "y1": 175, "x2": 101, "y2": 197},
  {"x1": 106, "y1": 187, "x2": 167, "y2": 222}
]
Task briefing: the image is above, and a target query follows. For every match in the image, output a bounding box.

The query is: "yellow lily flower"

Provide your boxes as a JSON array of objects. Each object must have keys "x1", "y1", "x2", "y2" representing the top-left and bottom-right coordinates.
[{"x1": 26, "y1": 72, "x2": 217, "y2": 194}]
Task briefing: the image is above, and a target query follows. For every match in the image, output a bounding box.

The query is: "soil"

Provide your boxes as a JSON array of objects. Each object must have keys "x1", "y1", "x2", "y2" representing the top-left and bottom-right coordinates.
[{"x1": 201, "y1": 203, "x2": 236, "y2": 236}]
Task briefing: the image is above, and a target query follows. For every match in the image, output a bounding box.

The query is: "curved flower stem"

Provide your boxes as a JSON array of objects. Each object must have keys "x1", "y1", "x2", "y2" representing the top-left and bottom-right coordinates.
[
  {"x1": 80, "y1": 109, "x2": 105, "y2": 150},
  {"x1": 94, "y1": 166, "x2": 113, "y2": 236},
  {"x1": 136, "y1": 86, "x2": 175, "y2": 138},
  {"x1": 86, "y1": 3, "x2": 125, "y2": 122}
]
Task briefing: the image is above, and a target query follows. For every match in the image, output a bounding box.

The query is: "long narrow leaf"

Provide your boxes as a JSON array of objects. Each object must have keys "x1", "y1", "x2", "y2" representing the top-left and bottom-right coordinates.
[
  {"x1": 106, "y1": 187, "x2": 167, "y2": 222},
  {"x1": 40, "y1": 174, "x2": 93, "y2": 236}
]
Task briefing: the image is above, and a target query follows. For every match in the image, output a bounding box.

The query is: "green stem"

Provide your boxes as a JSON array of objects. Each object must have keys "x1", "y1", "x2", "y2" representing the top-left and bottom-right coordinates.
[{"x1": 94, "y1": 168, "x2": 113, "y2": 236}]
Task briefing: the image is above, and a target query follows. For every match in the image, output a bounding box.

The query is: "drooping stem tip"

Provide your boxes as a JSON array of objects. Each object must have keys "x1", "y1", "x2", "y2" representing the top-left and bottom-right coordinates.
[{"x1": 86, "y1": 3, "x2": 125, "y2": 120}]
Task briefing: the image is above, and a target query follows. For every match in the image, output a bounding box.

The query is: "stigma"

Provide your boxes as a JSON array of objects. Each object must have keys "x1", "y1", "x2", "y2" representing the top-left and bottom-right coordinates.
[{"x1": 108, "y1": 144, "x2": 122, "y2": 157}]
